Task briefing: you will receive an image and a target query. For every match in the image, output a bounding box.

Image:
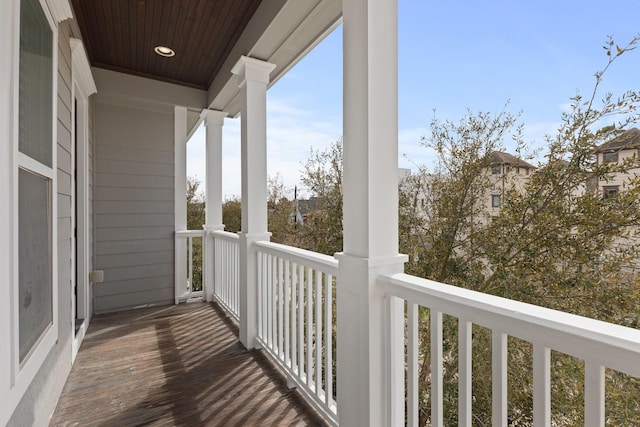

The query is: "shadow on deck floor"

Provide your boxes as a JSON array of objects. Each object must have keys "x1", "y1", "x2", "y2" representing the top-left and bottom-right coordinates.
[{"x1": 50, "y1": 302, "x2": 326, "y2": 426}]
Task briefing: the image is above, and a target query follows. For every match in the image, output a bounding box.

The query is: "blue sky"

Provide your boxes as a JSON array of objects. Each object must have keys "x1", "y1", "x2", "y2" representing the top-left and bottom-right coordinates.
[{"x1": 188, "y1": 0, "x2": 640, "y2": 199}]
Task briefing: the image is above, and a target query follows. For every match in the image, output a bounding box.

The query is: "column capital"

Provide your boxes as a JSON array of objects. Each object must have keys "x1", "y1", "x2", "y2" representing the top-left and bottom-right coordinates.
[
  {"x1": 200, "y1": 109, "x2": 227, "y2": 127},
  {"x1": 231, "y1": 56, "x2": 276, "y2": 85}
]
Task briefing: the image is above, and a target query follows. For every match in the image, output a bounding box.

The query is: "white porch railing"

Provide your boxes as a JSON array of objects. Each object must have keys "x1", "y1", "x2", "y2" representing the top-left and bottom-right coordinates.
[
  {"x1": 379, "y1": 272, "x2": 640, "y2": 427},
  {"x1": 255, "y1": 241, "x2": 339, "y2": 426},
  {"x1": 211, "y1": 230, "x2": 240, "y2": 320},
  {"x1": 175, "y1": 230, "x2": 205, "y2": 302}
]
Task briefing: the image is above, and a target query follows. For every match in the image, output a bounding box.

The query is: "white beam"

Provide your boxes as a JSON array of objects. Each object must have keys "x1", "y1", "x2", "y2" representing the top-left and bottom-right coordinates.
[
  {"x1": 337, "y1": 0, "x2": 406, "y2": 425},
  {"x1": 232, "y1": 56, "x2": 275, "y2": 349},
  {"x1": 202, "y1": 109, "x2": 227, "y2": 231},
  {"x1": 174, "y1": 106, "x2": 188, "y2": 304},
  {"x1": 202, "y1": 109, "x2": 227, "y2": 302}
]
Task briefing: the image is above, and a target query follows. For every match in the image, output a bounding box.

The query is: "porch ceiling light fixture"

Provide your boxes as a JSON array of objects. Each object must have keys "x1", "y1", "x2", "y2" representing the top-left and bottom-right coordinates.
[{"x1": 154, "y1": 45, "x2": 175, "y2": 57}]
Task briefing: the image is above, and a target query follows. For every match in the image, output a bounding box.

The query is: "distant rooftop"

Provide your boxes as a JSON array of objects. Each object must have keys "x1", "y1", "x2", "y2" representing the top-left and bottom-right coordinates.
[
  {"x1": 597, "y1": 128, "x2": 640, "y2": 152},
  {"x1": 490, "y1": 151, "x2": 535, "y2": 169}
]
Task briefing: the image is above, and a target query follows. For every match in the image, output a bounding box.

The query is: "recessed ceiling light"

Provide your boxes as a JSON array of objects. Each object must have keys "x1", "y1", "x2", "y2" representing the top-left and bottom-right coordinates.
[{"x1": 154, "y1": 46, "x2": 175, "y2": 57}]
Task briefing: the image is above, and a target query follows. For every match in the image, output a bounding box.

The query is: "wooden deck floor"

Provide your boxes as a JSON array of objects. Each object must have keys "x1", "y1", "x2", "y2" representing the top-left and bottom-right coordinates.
[{"x1": 50, "y1": 302, "x2": 326, "y2": 426}]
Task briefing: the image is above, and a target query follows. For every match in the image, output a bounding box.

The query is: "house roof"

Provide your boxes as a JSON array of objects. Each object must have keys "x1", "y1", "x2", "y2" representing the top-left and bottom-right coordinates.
[
  {"x1": 597, "y1": 128, "x2": 640, "y2": 152},
  {"x1": 489, "y1": 151, "x2": 535, "y2": 169}
]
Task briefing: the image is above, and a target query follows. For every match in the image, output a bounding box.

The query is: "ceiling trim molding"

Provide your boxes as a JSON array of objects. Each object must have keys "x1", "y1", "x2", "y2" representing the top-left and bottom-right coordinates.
[
  {"x1": 70, "y1": 38, "x2": 97, "y2": 97},
  {"x1": 46, "y1": 0, "x2": 73, "y2": 23}
]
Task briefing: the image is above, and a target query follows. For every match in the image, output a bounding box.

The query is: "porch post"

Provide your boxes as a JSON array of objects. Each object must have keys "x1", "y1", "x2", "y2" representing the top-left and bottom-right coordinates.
[
  {"x1": 202, "y1": 109, "x2": 227, "y2": 302},
  {"x1": 232, "y1": 56, "x2": 275, "y2": 349},
  {"x1": 174, "y1": 106, "x2": 188, "y2": 304},
  {"x1": 337, "y1": 0, "x2": 406, "y2": 425}
]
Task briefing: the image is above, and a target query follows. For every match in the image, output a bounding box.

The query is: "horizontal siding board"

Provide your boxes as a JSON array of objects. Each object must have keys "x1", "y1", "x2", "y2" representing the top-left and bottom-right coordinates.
[
  {"x1": 58, "y1": 193, "x2": 71, "y2": 218},
  {"x1": 97, "y1": 105, "x2": 172, "y2": 150},
  {"x1": 58, "y1": 119, "x2": 71, "y2": 151},
  {"x1": 94, "y1": 287, "x2": 174, "y2": 314},
  {"x1": 57, "y1": 144, "x2": 71, "y2": 177},
  {"x1": 94, "y1": 186, "x2": 174, "y2": 202},
  {"x1": 96, "y1": 250, "x2": 174, "y2": 269},
  {"x1": 58, "y1": 96, "x2": 71, "y2": 133},
  {"x1": 57, "y1": 73, "x2": 71, "y2": 110},
  {"x1": 96, "y1": 173, "x2": 173, "y2": 189},
  {"x1": 94, "y1": 200, "x2": 174, "y2": 214},
  {"x1": 98, "y1": 263, "x2": 174, "y2": 282},
  {"x1": 96, "y1": 213, "x2": 174, "y2": 228},
  {"x1": 95, "y1": 239, "x2": 174, "y2": 256},
  {"x1": 93, "y1": 275, "x2": 174, "y2": 297},
  {"x1": 94, "y1": 103, "x2": 176, "y2": 312},
  {"x1": 97, "y1": 144, "x2": 173, "y2": 164},
  {"x1": 58, "y1": 217, "x2": 71, "y2": 243},
  {"x1": 58, "y1": 169, "x2": 71, "y2": 197},
  {"x1": 96, "y1": 158, "x2": 174, "y2": 176},
  {"x1": 95, "y1": 226, "x2": 173, "y2": 242}
]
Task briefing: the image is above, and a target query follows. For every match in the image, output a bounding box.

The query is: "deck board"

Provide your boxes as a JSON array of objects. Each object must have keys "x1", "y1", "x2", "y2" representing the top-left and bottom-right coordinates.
[{"x1": 50, "y1": 302, "x2": 326, "y2": 426}]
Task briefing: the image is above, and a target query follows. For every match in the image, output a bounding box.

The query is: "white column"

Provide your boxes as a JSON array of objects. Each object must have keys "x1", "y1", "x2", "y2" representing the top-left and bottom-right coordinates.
[
  {"x1": 202, "y1": 109, "x2": 227, "y2": 302},
  {"x1": 337, "y1": 0, "x2": 407, "y2": 425},
  {"x1": 174, "y1": 106, "x2": 188, "y2": 304},
  {"x1": 232, "y1": 56, "x2": 275, "y2": 349}
]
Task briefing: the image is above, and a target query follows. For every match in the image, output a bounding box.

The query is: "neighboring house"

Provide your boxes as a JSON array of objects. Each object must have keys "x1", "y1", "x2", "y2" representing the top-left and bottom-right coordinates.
[
  {"x1": 484, "y1": 151, "x2": 535, "y2": 218},
  {"x1": 596, "y1": 128, "x2": 640, "y2": 197},
  {"x1": 0, "y1": 0, "x2": 344, "y2": 424}
]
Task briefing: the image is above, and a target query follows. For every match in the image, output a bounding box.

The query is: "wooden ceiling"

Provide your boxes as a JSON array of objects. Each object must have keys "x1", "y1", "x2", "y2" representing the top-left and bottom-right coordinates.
[{"x1": 71, "y1": 0, "x2": 263, "y2": 90}]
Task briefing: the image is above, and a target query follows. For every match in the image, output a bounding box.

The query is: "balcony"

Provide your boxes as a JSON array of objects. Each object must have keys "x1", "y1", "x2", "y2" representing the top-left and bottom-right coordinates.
[
  {"x1": 4, "y1": 0, "x2": 640, "y2": 425},
  {"x1": 53, "y1": 231, "x2": 640, "y2": 426},
  {"x1": 50, "y1": 301, "x2": 325, "y2": 426}
]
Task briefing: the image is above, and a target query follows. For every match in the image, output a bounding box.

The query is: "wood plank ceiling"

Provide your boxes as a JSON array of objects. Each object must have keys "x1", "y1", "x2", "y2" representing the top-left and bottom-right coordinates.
[{"x1": 71, "y1": 0, "x2": 263, "y2": 90}]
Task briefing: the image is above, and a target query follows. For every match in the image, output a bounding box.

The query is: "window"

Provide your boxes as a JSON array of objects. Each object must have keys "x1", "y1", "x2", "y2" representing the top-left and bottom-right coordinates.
[
  {"x1": 491, "y1": 166, "x2": 501, "y2": 175},
  {"x1": 603, "y1": 186, "x2": 619, "y2": 199},
  {"x1": 17, "y1": 0, "x2": 56, "y2": 365},
  {"x1": 492, "y1": 194, "x2": 501, "y2": 207},
  {"x1": 603, "y1": 152, "x2": 618, "y2": 163}
]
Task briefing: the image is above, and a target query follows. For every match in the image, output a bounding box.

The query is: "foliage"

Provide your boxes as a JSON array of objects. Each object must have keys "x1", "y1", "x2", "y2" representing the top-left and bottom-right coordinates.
[
  {"x1": 291, "y1": 35, "x2": 640, "y2": 426},
  {"x1": 401, "y1": 35, "x2": 640, "y2": 426},
  {"x1": 296, "y1": 138, "x2": 344, "y2": 255},
  {"x1": 222, "y1": 198, "x2": 241, "y2": 233},
  {"x1": 187, "y1": 177, "x2": 205, "y2": 230},
  {"x1": 186, "y1": 177, "x2": 205, "y2": 291},
  {"x1": 267, "y1": 174, "x2": 297, "y2": 244}
]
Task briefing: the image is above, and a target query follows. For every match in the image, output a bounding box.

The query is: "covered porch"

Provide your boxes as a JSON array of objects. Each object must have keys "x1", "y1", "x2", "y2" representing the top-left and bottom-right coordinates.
[
  {"x1": 50, "y1": 302, "x2": 324, "y2": 426},
  {"x1": 2, "y1": 0, "x2": 640, "y2": 425},
  {"x1": 62, "y1": 0, "x2": 640, "y2": 425}
]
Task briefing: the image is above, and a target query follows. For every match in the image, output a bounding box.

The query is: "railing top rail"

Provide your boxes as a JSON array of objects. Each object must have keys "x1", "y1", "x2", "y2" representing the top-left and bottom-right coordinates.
[
  {"x1": 211, "y1": 230, "x2": 240, "y2": 241},
  {"x1": 175, "y1": 230, "x2": 206, "y2": 237},
  {"x1": 379, "y1": 272, "x2": 640, "y2": 377},
  {"x1": 255, "y1": 240, "x2": 338, "y2": 275}
]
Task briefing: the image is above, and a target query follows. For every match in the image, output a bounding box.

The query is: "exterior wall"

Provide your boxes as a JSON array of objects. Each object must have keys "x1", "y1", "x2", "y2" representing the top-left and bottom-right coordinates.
[
  {"x1": 89, "y1": 97, "x2": 95, "y2": 309},
  {"x1": 93, "y1": 101, "x2": 176, "y2": 313},
  {"x1": 482, "y1": 165, "x2": 532, "y2": 221},
  {"x1": 7, "y1": 19, "x2": 75, "y2": 427},
  {"x1": 598, "y1": 149, "x2": 640, "y2": 192}
]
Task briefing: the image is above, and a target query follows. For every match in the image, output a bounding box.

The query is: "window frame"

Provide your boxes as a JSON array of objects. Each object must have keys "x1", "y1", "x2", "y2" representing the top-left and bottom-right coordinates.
[
  {"x1": 603, "y1": 185, "x2": 619, "y2": 199},
  {"x1": 603, "y1": 151, "x2": 618, "y2": 163},
  {"x1": 70, "y1": 37, "x2": 96, "y2": 360},
  {"x1": 491, "y1": 194, "x2": 501, "y2": 208},
  {"x1": 2, "y1": 0, "x2": 59, "y2": 420}
]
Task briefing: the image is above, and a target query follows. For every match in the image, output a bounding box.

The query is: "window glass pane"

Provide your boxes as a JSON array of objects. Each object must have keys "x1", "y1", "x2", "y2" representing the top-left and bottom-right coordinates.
[
  {"x1": 19, "y1": 0, "x2": 53, "y2": 167},
  {"x1": 19, "y1": 168, "x2": 52, "y2": 363}
]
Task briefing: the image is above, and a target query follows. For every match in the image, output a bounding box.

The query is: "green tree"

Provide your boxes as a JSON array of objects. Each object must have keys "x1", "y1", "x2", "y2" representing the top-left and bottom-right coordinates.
[
  {"x1": 401, "y1": 35, "x2": 640, "y2": 426},
  {"x1": 186, "y1": 177, "x2": 205, "y2": 291},
  {"x1": 267, "y1": 174, "x2": 297, "y2": 244},
  {"x1": 296, "y1": 138, "x2": 344, "y2": 255},
  {"x1": 222, "y1": 197, "x2": 241, "y2": 233}
]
